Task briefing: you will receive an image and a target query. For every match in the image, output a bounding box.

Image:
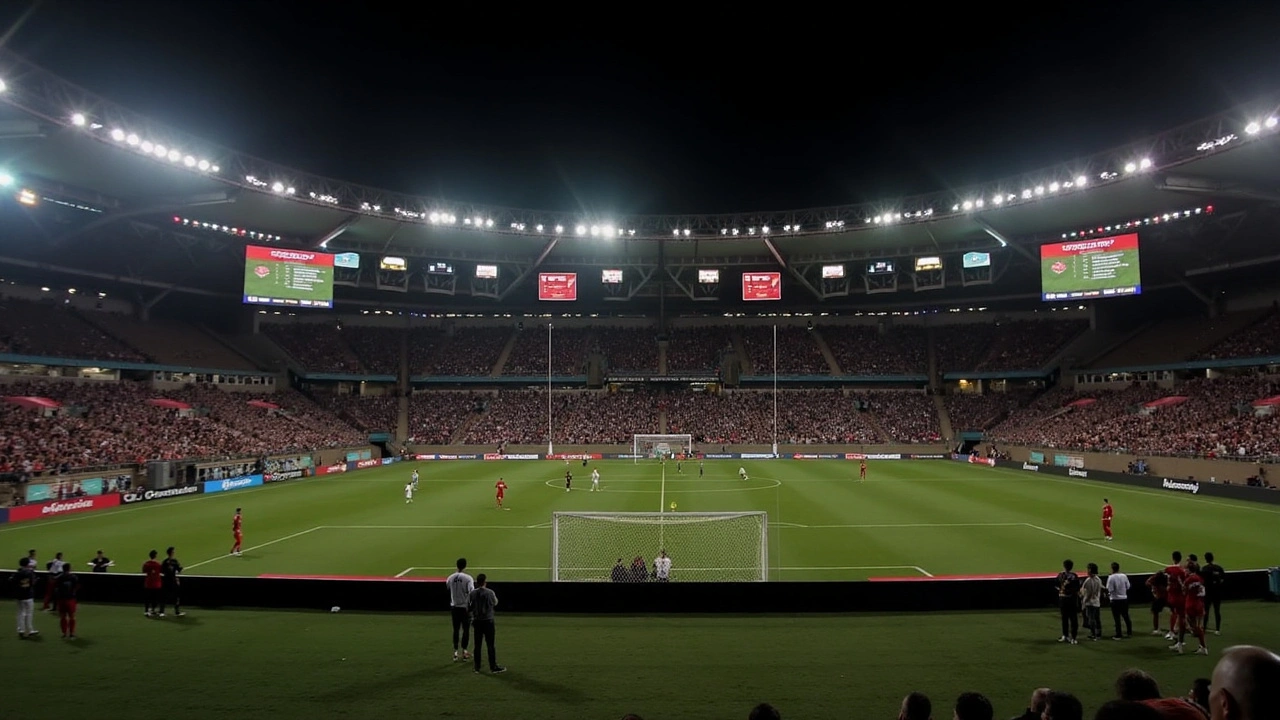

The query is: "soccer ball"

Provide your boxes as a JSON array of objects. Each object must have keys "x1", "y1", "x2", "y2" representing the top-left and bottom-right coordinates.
[
  {"x1": 669, "y1": 501, "x2": 677, "y2": 510},
  {"x1": 330, "y1": 606, "x2": 340, "y2": 613}
]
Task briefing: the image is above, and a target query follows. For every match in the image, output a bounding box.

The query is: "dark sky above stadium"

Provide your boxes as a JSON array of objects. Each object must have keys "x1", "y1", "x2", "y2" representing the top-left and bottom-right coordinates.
[{"x1": 3, "y1": 2, "x2": 1280, "y2": 216}]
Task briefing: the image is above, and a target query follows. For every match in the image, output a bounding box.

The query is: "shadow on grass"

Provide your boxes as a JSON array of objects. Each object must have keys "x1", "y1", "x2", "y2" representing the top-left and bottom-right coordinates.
[
  {"x1": 1000, "y1": 635, "x2": 1175, "y2": 658},
  {"x1": 489, "y1": 670, "x2": 589, "y2": 704}
]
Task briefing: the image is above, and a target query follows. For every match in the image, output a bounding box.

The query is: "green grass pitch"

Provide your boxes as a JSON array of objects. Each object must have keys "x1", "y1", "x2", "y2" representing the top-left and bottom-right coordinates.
[
  {"x1": 4, "y1": 459, "x2": 1280, "y2": 720},
  {"x1": 4, "y1": 459, "x2": 1278, "y2": 581}
]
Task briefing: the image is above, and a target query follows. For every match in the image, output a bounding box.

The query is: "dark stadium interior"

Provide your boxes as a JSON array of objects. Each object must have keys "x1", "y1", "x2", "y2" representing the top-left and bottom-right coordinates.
[{"x1": 2, "y1": 3, "x2": 1280, "y2": 719}]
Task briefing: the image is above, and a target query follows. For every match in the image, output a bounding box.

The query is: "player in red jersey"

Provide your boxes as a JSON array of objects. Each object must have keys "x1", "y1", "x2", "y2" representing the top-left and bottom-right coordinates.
[
  {"x1": 231, "y1": 508, "x2": 244, "y2": 556},
  {"x1": 494, "y1": 479, "x2": 508, "y2": 510},
  {"x1": 1163, "y1": 551, "x2": 1187, "y2": 643},
  {"x1": 859, "y1": 460, "x2": 867, "y2": 481},
  {"x1": 53, "y1": 563, "x2": 79, "y2": 639},
  {"x1": 142, "y1": 549, "x2": 164, "y2": 618},
  {"x1": 1178, "y1": 561, "x2": 1209, "y2": 655},
  {"x1": 1101, "y1": 499, "x2": 1114, "y2": 541}
]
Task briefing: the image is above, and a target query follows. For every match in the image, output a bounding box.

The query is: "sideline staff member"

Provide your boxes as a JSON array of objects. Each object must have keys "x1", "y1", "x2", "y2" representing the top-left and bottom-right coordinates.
[{"x1": 468, "y1": 574, "x2": 506, "y2": 675}]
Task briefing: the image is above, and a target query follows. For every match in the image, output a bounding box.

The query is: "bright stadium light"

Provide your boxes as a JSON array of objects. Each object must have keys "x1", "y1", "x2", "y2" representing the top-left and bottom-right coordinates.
[
  {"x1": 1139, "y1": 157, "x2": 1152, "y2": 170},
  {"x1": 0, "y1": 79, "x2": 7, "y2": 93},
  {"x1": 535, "y1": 224, "x2": 544, "y2": 232},
  {"x1": 167, "y1": 149, "x2": 181, "y2": 162},
  {"x1": 575, "y1": 225, "x2": 586, "y2": 236},
  {"x1": 1049, "y1": 182, "x2": 1060, "y2": 193},
  {"x1": 197, "y1": 159, "x2": 210, "y2": 171},
  {"x1": 109, "y1": 128, "x2": 125, "y2": 142},
  {"x1": 992, "y1": 194, "x2": 1003, "y2": 205},
  {"x1": 0, "y1": 172, "x2": 12, "y2": 187},
  {"x1": 1267, "y1": 117, "x2": 1278, "y2": 129},
  {"x1": 271, "y1": 181, "x2": 285, "y2": 193},
  {"x1": 126, "y1": 133, "x2": 140, "y2": 146},
  {"x1": 1075, "y1": 175, "x2": 1088, "y2": 187},
  {"x1": 70, "y1": 113, "x2": 86, "y2": 127},
  {"x1": 1245, "y1": 121, "x2": 1261, "y2": 135},
  {"x1": 554, "y1": 225, "x2": 564, "y2": 234},
  {"x1": 183, "y1": 156, "x2": 196, "y2": 167}
]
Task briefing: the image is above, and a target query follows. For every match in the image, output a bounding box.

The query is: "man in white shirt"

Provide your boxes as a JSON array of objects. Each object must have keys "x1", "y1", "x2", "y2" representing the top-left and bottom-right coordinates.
[
  {"x1": 445, "y1": 558, "x2": 474, "y2": 662},
  {"x1": 411, "y1": 470, "x2": 419, "y2": 491},
  {"x1": 42, "y1": 552, "x2": 67, "y2": 612},
  {"x1": 654, "y1": 550, "x2": 672, "y2": 582},
  {"x1": 590, "y1": 468, "x2": 600, "y2": 492},
  {"x1": 404, "y1": 482, "x2": 414, "y2": 504},
  {"x1": 739, "y1": 467, "x2": 748, "y2": 481},
  {"x1": 1107, "y1": 561, "x2": 1133, "y2": 639},
  {"x1": 1080, "y1": 563, "x2": 1104, "y2": 640}
]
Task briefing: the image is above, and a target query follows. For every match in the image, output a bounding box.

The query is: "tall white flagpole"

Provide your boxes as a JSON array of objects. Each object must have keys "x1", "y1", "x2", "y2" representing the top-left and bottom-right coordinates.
[
  {"x1": 772, "y1": 324, "x2": 778, "y2": 458},
  {"x1": 547, "y1": 322, "x2": 554, "y2": 457}
]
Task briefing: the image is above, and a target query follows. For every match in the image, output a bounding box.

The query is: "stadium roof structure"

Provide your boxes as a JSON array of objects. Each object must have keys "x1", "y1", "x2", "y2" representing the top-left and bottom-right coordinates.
[{"x1": 2, "y1": 49, "x2": 1280, "y2": 309}]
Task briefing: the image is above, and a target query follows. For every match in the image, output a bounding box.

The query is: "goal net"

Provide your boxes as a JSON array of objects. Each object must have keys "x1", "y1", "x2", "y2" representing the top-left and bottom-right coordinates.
[
  {"x1": 551, "y1": 511, "x2": 768, "y2": 582},
  {"x1": 633, "y1": 433, "x2": 693, "y2": 462}
]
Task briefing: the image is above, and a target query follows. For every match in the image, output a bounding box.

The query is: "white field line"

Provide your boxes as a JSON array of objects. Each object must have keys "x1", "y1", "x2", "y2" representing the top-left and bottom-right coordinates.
[
  {"x1": 185, "y1": 526, "x2": 323, "y2": 571},
  {"x1": 797, "y1": 522, "x2": 1026, "y2": 529},
  {"x1": 400, "y1": 565, "x2": 932, "y2": 574},
  {"x1": 0, "y1": 485, "x2": 272, "y2": 534},
  {"x1": 324, "y1": 522, "x2": 1024, "y2": 531},
  {"x1": 322, "y1": 524, "x2": 551, "y2": 530},
  {"x1": 1021, "y1": 523, "x2": 1164, "y2": 567},
  {"x1": 395, "y1": 567, "x2": 416, "y2": 578}
]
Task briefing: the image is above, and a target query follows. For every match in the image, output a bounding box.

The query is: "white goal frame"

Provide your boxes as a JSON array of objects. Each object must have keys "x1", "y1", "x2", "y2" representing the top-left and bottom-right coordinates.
[
  {"x1": 551, "y1": 511, "x2": 768, "y2": 582},
  {"x1": 632, "y1": 433, "x2": 693, "y2": 463}
]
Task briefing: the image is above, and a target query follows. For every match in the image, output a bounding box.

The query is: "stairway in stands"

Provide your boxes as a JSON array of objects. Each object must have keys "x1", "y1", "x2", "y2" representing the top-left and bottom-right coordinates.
[
  {"x1": 811, "y1": 328, "x2": 844, "y2": 375},
  {"x1": 489, "y1": 329, "x2": 520, "y2": 377},
  {"x1": 932, "y1": 394, "x2": 955, "y2": 443}
]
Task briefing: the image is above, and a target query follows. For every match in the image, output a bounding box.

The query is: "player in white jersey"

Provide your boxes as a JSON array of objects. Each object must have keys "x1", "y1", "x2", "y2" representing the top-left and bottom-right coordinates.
[
  {"x1": 445, "y1": 558, "x2": 474, "y2": 661},
  {"x1": 591, "y1": 468, "x2": 600, "y2": 491},
  {"x1": 654, "y1": 550, "x2": 672, "y2": 582},
  {"x1": 411, "y1": 470, "x2": 419, "y2": 490},
  {"x1": 404, "y1": 482, "x2": 414, "y2": 504},
  {"x1": 739, "y1": 466, "x2": 748, "y2": 481}
]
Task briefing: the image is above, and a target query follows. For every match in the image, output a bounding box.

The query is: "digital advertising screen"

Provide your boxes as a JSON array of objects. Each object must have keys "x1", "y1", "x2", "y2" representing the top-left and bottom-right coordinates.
[
  {"x1": 962, "y1": 252, "x2": 991, "y2": 269},
  {"x1": 538, "y1": 272, "x2": 578, "y2": 301},
  {"x1": 601, "y1": 269, "x2": 623, "y2": 284},
  {"x1": 1040, "y1": 233, "x2": 1142, "y2": 301},
  {"x1": 243, "y1": 245, "x2": 334, "y2": 308},
  {"x1": 698, "y1": 269, "x2": 720, "y2": 284},
  {"x1": 915, "y1": 256, "x2": 943, "y2": 272},
  {"x1": 822, "y1": 264, "x2": 845, "y2": 279},
  {"x1": 475, "y1": 264, "x2": 498, "y2": 279},
  {"x1": 866, "y1": 260, "x2": 896, "y2": 275},
  {"x1": 742, "y1": 271, "x2": 782, "y2": 301}
]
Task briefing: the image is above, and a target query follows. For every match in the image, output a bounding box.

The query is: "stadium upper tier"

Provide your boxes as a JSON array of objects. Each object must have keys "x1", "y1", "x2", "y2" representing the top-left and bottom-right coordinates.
[{"x1": 1, "y1": 46, "x2": 1278, "y2": 258}]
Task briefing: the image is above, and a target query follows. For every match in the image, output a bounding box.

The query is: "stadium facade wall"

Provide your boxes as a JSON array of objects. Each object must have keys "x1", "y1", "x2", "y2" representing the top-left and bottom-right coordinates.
[
  {"x1": 1000, "y1": 446, "x2": 1270, "y2": 485},
  {"x1": 0, "y1": 569, "x2": 1267, "y2": 614}
]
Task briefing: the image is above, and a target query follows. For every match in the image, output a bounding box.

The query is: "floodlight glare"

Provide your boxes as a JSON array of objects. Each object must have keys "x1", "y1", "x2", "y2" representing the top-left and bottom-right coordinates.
[
  {"x1": 0, "y1": 79, "x2": 7, "y2": 93},
  {"x1": 1139, "y1": 157, "x2": 1152, "y2": 170},
  {"x1": 126, "y1": 134, "x2": 140, "y2": 146},
  {"x1": 1049, "y1": 182, "x2": 1060, "y2": 192},
  {"x1": 575, "y1": 225, "x2": 586, "y2": 236},
  {"x1": 0, "y1": 172, "x2": 12, "y2": 187},
  {"x1": 167, "y1": 150, "x2": 180, "y2": 162},
  {"x1": 535, "y1": 224, "x2": 544, "y2": 232},
  {"x1": 140, "y1": 141, "x2": 154, "y2": 153},
  {"x1": 962, "y1": 200, "x2": 973, "y2": 211},
  {"x1": 1267, "y1": 117, "x2": 1278, "y2": 129},
  {"x1": 673, "y1": 229, "x2": 680, "y2": 237},
  {"x1": 271, "y1": 181, "x2": 284, "y2": 193},
  {"x1": 554, "y1": 225, "x2": 564, "y2": 234},
  {"x1": 183, "y1": 156, "x2": 196, "y2": 167},
  {"x1": 1075, "y1": 175, "x2": 1087, "y2": 187},
  {"x1": 1246, "y1": 121, "x2": 1261, "y2": 135},
  {"x1": 71, "y1": 113, "x2": 86, "y2": 127},
  {"x1": 109, "y1": 128, "x2": 125, "y2": 142},
  {"x1": 992, "y1": 195, "x2": 1003, "y2": 205},
  {"x1": 1124, "y1": 161, "x2": 1137, "y2": 173}
]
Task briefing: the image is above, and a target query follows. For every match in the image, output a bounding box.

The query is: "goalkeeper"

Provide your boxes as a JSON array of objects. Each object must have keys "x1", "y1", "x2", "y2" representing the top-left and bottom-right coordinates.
[{"x1": 739, "y1": 466, "x2": 748, "y2": 481}]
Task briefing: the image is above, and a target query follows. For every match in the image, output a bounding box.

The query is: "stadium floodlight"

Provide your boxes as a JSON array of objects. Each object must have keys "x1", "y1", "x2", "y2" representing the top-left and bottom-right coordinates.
[
  {"x1": 672, "y1": 229, "x2": 680, "y2": 237},
  {"x1": 761, "y1": 226, "x2": 769, "y2": 234},
  {"x1": 1246, "y1": 121, "x2": 1261, "y2": 135},
  {"x1": 0, "y1": 79, "x2": 6, "y2": 93},
  {"x1": 1034, "y1": 186, "x2": 1045, "y2": 196},
  {"x1": 70, "y1": 113, "x2": 86, "y2": 127},
  {"x1": 1139, "y1": 158, "x2": 1152, "y2": 170},
  {"x1": 183, "y1": 156, "x2": 196, "y2": 167},
  {"x1": 1267, "y1": 117, "x2": 1279, "y2": 129},
  {"x1": 992, "y1": 195, "x2": 1003, "y2": 205},
  {"x1": 535, "y1": 224, "x2": 544, "y2": 232},
  {"x1": 1049, "y1": 182, "x2": 1060, "y2": 192},
  {"x1": 1075, "y1": 175, "x2": 1088, "y2": 187},
  {"x1": 554, "y1": 225, "x2": 564, "y2": 234},
  {"x1": 0, "y1": 172, "x2": 13, "y2": 187},
  {"x1": 962, "y1": 200, "x2": 974, "y2": 211},
  {"x1": 167, "y1": 149, "x2": 180, "y2": 162},
  {"x1": 126, "y1": 133, "x2": 140, "y2": 146},
  {"x1": 109, "y1": 128, "x2": 125, "y2": 141},
  {"x1": 575, "y1": 225, "x2": 586, "y2": 236}
]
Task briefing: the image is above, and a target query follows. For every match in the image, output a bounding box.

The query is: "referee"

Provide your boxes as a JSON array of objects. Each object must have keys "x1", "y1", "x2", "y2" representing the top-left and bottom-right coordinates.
[
  {"x1": 445, "y1": 558, "x2": 474, "y2": 662},
  {"x1": 468, "y1": 574, "x2": 505, "y2": 674}
]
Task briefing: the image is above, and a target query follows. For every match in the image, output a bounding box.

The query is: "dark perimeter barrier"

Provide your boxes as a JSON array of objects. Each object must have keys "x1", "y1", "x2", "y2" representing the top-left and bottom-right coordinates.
[{"x1": 0, "y1": 569, "x2": 1269, "y2": 614}]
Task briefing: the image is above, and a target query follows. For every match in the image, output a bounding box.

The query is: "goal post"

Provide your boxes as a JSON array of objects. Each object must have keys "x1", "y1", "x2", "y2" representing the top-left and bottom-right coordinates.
[
  {"x1": 632, "y1": 433, "x2": 693, "y2": 463},
  {"x1": 551, "y1": 511, "x2": 768, "y2": 582}
]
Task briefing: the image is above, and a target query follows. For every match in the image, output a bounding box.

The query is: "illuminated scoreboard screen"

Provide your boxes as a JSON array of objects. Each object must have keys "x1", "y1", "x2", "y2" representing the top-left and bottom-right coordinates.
[
  {"x1": 243, "y1": 245, "x2": 334, "y2": 308},
  {"x1": 1040, "y1": 233, "x2": 1142, "y2": 301}
]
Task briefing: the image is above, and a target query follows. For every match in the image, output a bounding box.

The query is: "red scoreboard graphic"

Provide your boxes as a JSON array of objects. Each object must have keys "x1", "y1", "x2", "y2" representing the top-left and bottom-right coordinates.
[
  {"x1": 742, "y1": 272, "x2": 782, "y2": 301},
  {"x1": 538, "y1": 273, "x2": 578, "y2": 301}
]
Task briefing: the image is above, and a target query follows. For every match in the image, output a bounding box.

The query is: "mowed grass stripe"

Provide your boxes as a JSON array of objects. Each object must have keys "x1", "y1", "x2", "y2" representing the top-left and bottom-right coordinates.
[{"x1": 2, "y1": 460, "x2": 1276, "y2": 581}]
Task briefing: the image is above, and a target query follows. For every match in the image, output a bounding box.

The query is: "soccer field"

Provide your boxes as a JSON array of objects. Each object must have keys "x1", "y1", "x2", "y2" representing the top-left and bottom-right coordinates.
[{"x1": 4, "y1": 459, "x2": 1277, "y2": 582}]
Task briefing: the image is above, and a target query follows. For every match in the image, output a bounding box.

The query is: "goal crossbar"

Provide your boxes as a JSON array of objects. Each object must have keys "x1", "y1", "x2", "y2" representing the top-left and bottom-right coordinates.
[
  {"x1": 633, "y1": 433, "x2": 693, "y2": 463},
  {"x1": 551, "y1": 510, "x2": 768, "y2": 583}
]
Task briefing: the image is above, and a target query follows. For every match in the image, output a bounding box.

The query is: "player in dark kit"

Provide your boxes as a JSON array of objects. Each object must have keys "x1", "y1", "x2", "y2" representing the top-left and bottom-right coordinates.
[
  {"x1": 859, "y1": 460, "x2": 867, "y2": 481},
  {"x1": 564, "y1": 470, "x2": 572, "y2": 492},
  {"x1": 160, "y1": 546, "x2": 185, "y2": 617},
  {"x1": 231, "y1": 508, "x2": 244, "y2": 556},
  {"x1": 88, "y1": 550, "x2": 113, "y2": 572},
  {"x1": 142, "y1": 550, "x2": 163, "y2": 617},
  {"x1": 1201, "y1": 551, "x2": 1225, "y2": 634},
  {"x1": 1055, "y1": 559, "x2": 1081, "y2": 644},
  {"x1": 54, "y1": 564, "x2": 79, "y2": 639}
]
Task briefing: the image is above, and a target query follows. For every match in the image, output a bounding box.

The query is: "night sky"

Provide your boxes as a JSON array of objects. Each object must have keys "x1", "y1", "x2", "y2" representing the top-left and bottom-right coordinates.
[{"x1": 3, "y1": 1, "x2": 1280, "y2": 215}]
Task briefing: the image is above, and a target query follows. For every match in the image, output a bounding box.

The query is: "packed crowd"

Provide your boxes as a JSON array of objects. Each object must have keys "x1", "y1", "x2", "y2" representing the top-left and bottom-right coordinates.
[
  {"x1": 0, "y1": 298, "x2": 147, "y2": 363},
  {"x1": 503, "y1": 326, "x2": 592, "y2": 376},
  {"x1": 740, "y1": 326, "x2": 829, "y2": 374},
  {"x1": 597, "y1": 327, "x2": 659, "y2": 373},
  {"x1": 341, "y1": 326, "x2": 442, "y2": 376},
  {"x1": 1193, "y1": 311, "x2": 1280, "y2": 361},
  {"x1": 992, "y1": 376, "x2": 1280, "y2": 458},
  {"x1": 428, "y1": 328, "x2": 510, "y2": 376},
  {"x1": 0, "y1": 380, "x2": 364, "y2": 476},
  {"x1": 665, "y1": 326, "x2": 734, "y2": 372},
  {"x1": 81, "y1": 313, "x2": 256, "y2": 370},
  {"x1": 665, "y1": 390, "x2": 886, "y2": 445},
  {"x1": 322, "y1": 391, "x2": 482, "y2": 445},
  {"x1": 866, "y1": 391, "x2": 942, "y2": 443},
  {"x1": 261, "y1": 323, "x2": 364, "y2": 374},
  {"x1": 945, "y1": 391, "x2": 1039, "y2": 432},
  {"x1": 463, "y1": 390, "x2": 660, "y2": 445},
  {"x1": 935, "y1": 319, "x2": 1087, "y2": 372},
  {"x1": 823, "y1": 325, "x2": 928, "y2": 376}
]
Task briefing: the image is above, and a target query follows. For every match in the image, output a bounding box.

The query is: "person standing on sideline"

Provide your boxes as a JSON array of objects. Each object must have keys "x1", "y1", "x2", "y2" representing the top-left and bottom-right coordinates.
[
  {"x1": 1107, "y1": 561, "x2": 1133, "y2": 639},
  {"x1": 88, "y1": 550, "x2": 113, "y2": 573},
  {"x1": 53, "y1": 562, "x2": 79, "y2": 639},
  {"x1": 1081, "y1": 563, "x2": 1104, "y2": 640},
  {"x1": 1102, "y1": 498, "x2": 1114, "y2": 541},
  {"x1": 12, "y1": 557, "x2": 38, "y2": 638},
  {"x1": 42, "y1": 551, "x2": 67, "y2": 611},
  {"x1": 467, "y1": 574, "x2": 505, "y2": 674},
  {"x1": 1056, "y1": 559, "x2": 1081, "y2": 644},
  {"x1": 654, "y1": 550, "x2": 672, "y2": 582},
  {"x1": 142, "y1": 550, "x2": 163, "y2": 617},
  {"x1": 1201, "y1": 552, "x2": 1225, "y2": 635},
  {"x1": 160, "y1": 547, "x2": 185, "y2": 618},
  {"x1": 445, "y1": 558, "x2": 473, "y2": 662}
]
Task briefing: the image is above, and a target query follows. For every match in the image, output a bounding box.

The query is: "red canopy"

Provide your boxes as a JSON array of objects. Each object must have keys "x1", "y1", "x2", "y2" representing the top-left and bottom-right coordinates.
[
  {"x1": 1252, "y1": 395, "x2": 1280, "y2": 407},
  {"x1": 147, "y1": 398, "x2": 192, "y2": 410},
  {"x1": 247, "y1": 400, "x2": 280, "y2": 410},
  {"x1": 1143, "y1": 395, "x2": 1189, "y2": 409},
  {"x1": 4, "y1": 396, "x2": 61, "y2": 410},
  {"x1": 1066, "y1": 398, "x2": 1097, "y2": 408}
]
